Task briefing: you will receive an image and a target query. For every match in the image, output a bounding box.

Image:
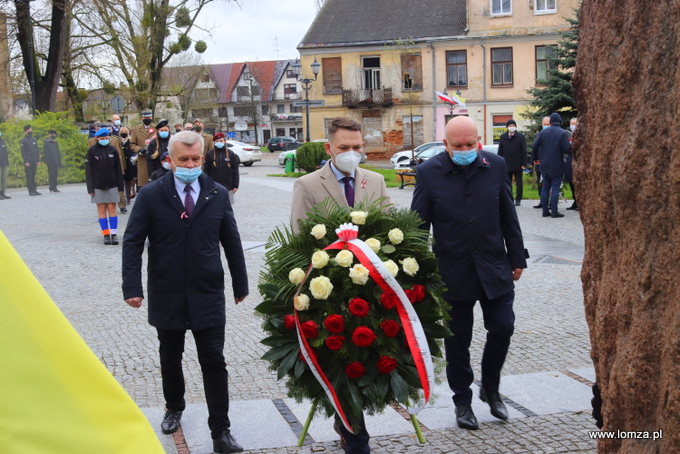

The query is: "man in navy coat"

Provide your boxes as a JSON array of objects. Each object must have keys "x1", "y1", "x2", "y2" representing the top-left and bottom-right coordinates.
[
  {"x1": 122, "y1": 131, "x2": 248, "y2": 453},
  {"x1": 411, "y1": 116, "x2": 527, "y2": 431},
  {"x1": 532, "y1": 112, "x2": 571, "y2": 218}
]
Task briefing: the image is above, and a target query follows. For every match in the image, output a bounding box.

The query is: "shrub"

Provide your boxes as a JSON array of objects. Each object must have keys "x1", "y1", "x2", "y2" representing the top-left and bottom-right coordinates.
[
  {"x1": 0, "y1": 111, "x2": 89, "y2": 188},
  {"x1": 295, "y1": 142, "x2": 327, "y2": 173}
]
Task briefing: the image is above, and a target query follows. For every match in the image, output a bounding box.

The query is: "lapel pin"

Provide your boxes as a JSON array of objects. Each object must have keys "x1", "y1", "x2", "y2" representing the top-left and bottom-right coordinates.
[
  {"x1": 181, "y1": 212, "x2": 188, "y2": 219},
  {"x1": 361, "y1": 178, "x2": 367, "y2": 188}
]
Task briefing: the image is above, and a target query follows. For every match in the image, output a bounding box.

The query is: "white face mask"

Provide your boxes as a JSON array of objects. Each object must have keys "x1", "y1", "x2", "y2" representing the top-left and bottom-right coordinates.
[
  {"x1": 162, "y1": 162, "x2": 171, "y2": 170},
  {"x1": 332, "y1": 147, "x2": 362, "y2": 174},
  {"x1": 508, "y1": 126, "x2": 516, "y2": 133},
  {"x1": 570, "y1": 124, "x2": 576, "y2": 132}
]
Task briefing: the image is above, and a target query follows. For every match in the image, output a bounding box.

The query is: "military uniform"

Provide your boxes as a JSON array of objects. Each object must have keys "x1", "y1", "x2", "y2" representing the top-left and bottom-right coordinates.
[
  {"x1": 20, "y1": 133, "x2": 41, "y2": 195},
  {"x1": 43, "y1": 137, "x2": 62, "y2": 192},
  {"x1": 130, "y1": 122, "x2": 156, "y2": 187}
]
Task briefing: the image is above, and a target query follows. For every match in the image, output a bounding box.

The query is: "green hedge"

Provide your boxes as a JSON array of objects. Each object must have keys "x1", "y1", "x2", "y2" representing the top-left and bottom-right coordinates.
[
  {"x1": 295, "y1": 142, "x2": 328, "y2": 173},
  {"x1": 1, "y1": 111, "x2": 89, "y2": 188}
]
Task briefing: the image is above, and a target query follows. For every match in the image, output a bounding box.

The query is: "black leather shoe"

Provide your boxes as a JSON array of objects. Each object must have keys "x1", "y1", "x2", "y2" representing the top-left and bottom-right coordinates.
[
  {"x1": 29, "y1": 192, "x2": 37, "y2": 196},
  {"x1": 35, "y1": 191, "x2": 41, "y2": 195},
  {"x1": 1, "y1": 193, "x2": 9, "y2": 199},
  {"x1": 566, "y1": 204, "x2": 578, "y2": 210},
  {"x1": 103, "y1": 235, "x2": 112, "y2": 245},
  {"x1": 161, "y1": 409, "x2": 182, "y2": 434},
  {"x1": 120, "y1": 207, "x2": 128, "y2": 213},
  {"x1": 551, "y1": 212, "x2": 565, "y2": 218},
  {"x1": 542, "y1": 213, "x2": 551, "y2": 217},
  {"x1": 110, "y1": 234, "x2": 119, "y2": 245},
  {"x1": 213, "y1": 430, "x2": 243, "y2": 453},
  {"x1": 514, "y1": 200, "x2": 521, "y2": 206},
  {"x1": 533, "y1": 203, "x2": 542, "y2": 209},
  {"x1": 479, "y1": 387, "x2": 508, "y2": 420},
  {"x1": 53, "y1": 189, "x2": 61, "y2": 193},
  {"x1": 455, "y1": 404, "x2": 479, "y2": 430}
]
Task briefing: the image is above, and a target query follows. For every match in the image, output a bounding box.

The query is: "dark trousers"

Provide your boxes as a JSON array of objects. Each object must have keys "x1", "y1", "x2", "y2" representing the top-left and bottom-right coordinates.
[
  {"x1": 24, "y1": 163, "x2": 38, "y2": 193},
  {"x1": 446, "y1": 291, "x2": 515, "y2": 406},
  {"x1": 47, "y1": 164, "x2": 59, "y2": 190},
  {"x1": 540, "y1": 174, "x2": 563, "y2": 215},
  {"x1": 568, "y1": 181, "x2": 577, "y2": 207},
  {"x1": 335, "y1": 413, "x2": 370, "y2": 454},
  {"x1": 508, "y1": 170, "x2": 523, "y2": 201},
  {"x1": 157, "y1": 326, "x2": 231, "y2": 438}
]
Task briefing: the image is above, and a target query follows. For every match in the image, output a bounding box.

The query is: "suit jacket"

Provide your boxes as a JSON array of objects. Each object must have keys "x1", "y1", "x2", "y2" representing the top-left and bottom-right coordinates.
[
  {"x1": 129, "y1": 124, "x2": 155, "y2": 186},
  {"x1": 291, "y1": 162, "x2": 391, "y2": 233},
  {"x1": 531, "y1": 125, "x2": 571, "y2": 178},
  {"x1": 122, "y1": 171, "x2": 248, "y2": 331},
  {"x1": 411, "y1": 151, "x2": 527, "y2": 301},
  {"x1": 497, "y1": 131, "x2": 528, "y2": 172}
]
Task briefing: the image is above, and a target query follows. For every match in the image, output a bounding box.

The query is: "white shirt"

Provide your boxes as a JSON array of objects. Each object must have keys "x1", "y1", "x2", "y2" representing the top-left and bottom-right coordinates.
[
  {"x1": 173, "y1": 174, "x2": 201, "y2": 208},
  {"x1": 329, "y1": 161, "x2": 356, "y2": 192}
]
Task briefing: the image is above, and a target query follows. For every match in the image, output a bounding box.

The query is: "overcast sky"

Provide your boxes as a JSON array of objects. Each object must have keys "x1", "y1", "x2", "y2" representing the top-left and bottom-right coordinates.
[{"x1": 197, "y1": 0, "x2": 319, "y2": 64}]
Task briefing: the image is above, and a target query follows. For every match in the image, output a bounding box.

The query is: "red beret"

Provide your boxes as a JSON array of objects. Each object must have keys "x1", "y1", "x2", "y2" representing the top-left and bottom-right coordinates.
[{"x1": 213, "y1": 132, "x2": 226, "y2": 140}]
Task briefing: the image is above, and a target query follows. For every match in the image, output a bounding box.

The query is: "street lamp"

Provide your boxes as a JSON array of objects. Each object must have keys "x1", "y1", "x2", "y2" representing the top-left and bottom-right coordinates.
[
  {"x1": 442, "y1": 88, "x2": 462, "y2": 116},
  {"x1": 292, "y1": 58, "x2": 320, "y2": 142}
]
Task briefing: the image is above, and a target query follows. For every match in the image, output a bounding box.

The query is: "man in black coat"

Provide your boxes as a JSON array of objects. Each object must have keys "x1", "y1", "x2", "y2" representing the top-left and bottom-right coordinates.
[
  {"x1": 497, "y1": 119, "x2": 527, "y2": 206},
  {"x1": 532, "y1": 112, "x2": 571, "y2": 218},
  {"x1": 0, "y1": 132, "x2": 10, "y2": 199},
  {"x1": 20, "y1": 124, "x2": 41, "y2": 195},
  {"x1": 412, "y1": 116, "x2": 527, "y2": 431},
  {"x1": 43, "y1": 130, "x2": 62, "y2": 193},
  {"x1": 122, "y1": 131, "x2": 248, "y2": 453}
]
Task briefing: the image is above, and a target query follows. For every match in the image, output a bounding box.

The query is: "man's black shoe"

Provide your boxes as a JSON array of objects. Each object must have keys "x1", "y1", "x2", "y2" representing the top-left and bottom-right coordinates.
[
  {"x1": 160, "y1": 409, "x2": 182, "y2": 434},
  {"x1": 533, "y1": 203, "x2": 542, "y2": 209},
  {"x1": 455, "y1": 404, "x2": 479, "y2": 430},
  {"x1": 566, "y1": 204, "x2": 578, "y2": 211},
  {"x1": 110, "y1": 234, "x2": 119, "y2": 245},
  {"x1": 514, "y1": 200, "x2": 521, "y2": 206},
  {"x1": 551, "y1": 212, "x2": 565, "y2": 218},
  {"x1": 542, "y1": 213, "x2": 551, "y2": 217},
  {"x1": 35, "y1": 191, "x2": 41, "y2": 195},
  {"x1": 1, "y1": 192, "x2": 9, "y2": 199},
  {"x1": 479, "y1": 387, "x2": 509, "y2": 420},
  {"x1": 120, "y1": 207, "x2": 128, "y2": 213},
  {"x1": 213, "y1": 430, "x2": 243, "y2": 453},
  {"x1": 103, "y1": 235, "x2": 112, "y2": 245},
  {"x1": 29, "y1": 192, "x2": 37, "y2": 196}
]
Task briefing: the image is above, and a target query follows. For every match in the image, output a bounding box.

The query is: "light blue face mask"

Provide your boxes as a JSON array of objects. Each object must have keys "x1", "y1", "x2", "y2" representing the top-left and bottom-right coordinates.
[
  {"x1": 98, "y1": 139, "x2": 110, "y2": 146},
  {"x1": 159, "y1": 131, "x2": 169, "y2": 139},
  {"x1": 452, "y1": 148, "x2": 477, "y2": 166},
  {"x1": 215, "y1": 142, "x2": 225, "y2": 149},
  {"x1": 542, "y1": 125, "x2": 549, "y2": 129},
  {"x1": 113, "y1": 120, "x2": 121, "y2": 126},
  {"x1": 173, "y1": 164, "x2": 202, "y2": 183}
]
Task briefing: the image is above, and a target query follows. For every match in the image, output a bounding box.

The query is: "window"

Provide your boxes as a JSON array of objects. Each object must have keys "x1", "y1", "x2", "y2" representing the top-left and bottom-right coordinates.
[
  {"x1": 284, "y1": 84, "x2": 297, "y2": 99},
  {"x1": 236, "y1": 86, "x2": 249, "y2": 98},
  {"x1": 536, "y1": 46, "x2": 557, "y2": 81},
  {"x1": 233, "y1": 106, "x2": 251, "y2": 117},
  {"x1": 277, "y1": 104, "x2": 285, "y2": 114},
  {"x1": 492, "y1": 115, "x2": 513, "y2": 143},
  {"x1": 201, "y1": 74, "x2": 211, "y2": 83},
  {"x1": 491, "y1": 0, "x2": 511, "y2": 15},
  {"x1": 401, "y1": 53, "x2": 422, "y2": 91},
  {"x1": 261, "y1": 105, "x2": 269, "y2": 115},
  {"x1": 323, "y1": 57, "x2": 342, "y2": 94},
  {"x1": 491, "y1": 47, "x2": 513, "y2": 86},
  {"x1": 362, "y1": 57, "x2": 381, "y2": 90},
  {"x1": 286, "y1": 69, "x2": 296, "y2": 78},
  {"x1": 218, "y1": 107, "x2": 228, "y2": 117},
  {"x1": 290, "y1": 104, "x2": 302, "y2": 113},
  {"x1": 535, "y1": 0, "x2": 556, "y2": 13},
  {"x1": 192, "y1": 108, "x2": 212, "y2": 119},
  {"x1": 446, "y1": 50, "x2": 468, "y2": 87}
]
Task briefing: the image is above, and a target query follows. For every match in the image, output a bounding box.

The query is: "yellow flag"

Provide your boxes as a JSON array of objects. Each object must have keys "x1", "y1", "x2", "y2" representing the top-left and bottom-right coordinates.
[{"x1": 0, "y1": 231, "x2": 165, "y2": 454}]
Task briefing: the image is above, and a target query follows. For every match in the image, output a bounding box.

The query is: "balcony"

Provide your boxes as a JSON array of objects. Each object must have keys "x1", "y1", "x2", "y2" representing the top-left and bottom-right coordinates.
[{"x1": 342, "y1": 88, "x2": 393, "y2": 108}]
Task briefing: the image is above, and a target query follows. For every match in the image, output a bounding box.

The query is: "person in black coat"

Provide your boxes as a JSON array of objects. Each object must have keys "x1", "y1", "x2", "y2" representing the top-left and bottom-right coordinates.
[
  {"x1": 85, "y1": 128, "x2": 124, "y2": 245},
  {"x1": 20, "y1": 124, "x2": 41, "y2": 195},
  {"x1": 122, "y1": 131, "x2": 248, "y2": 454},
  {"x1": 146, "y1": 119, "x2": 171, "y2": 177},
  {"x1": 43, "y1": 130, "x2": 62, "y2": 193},
  {"x1": 148, "y1": 152, "x2": 171, "y2": 182},
  {"x1": 0, "y1": 133, "x2": 10, "y2": 199},
  {"x1": 497, "y1": 119, "x2": 527, "y2": 206},
  {"x1": 205, "y1": 132, "x2": 240, "y2": 204},
  {"x1": 120, "y1": 127, "x2": 138, "y2": 203},
  {"x1": 532, "y1": 112, "x2": 571, "y2": 218},
  {"x1": 412, "y1": 116, "x2": 527, "y2": 431},
  {"x1": 565, "y1": 118, "x2": 578, "y2": 211}
]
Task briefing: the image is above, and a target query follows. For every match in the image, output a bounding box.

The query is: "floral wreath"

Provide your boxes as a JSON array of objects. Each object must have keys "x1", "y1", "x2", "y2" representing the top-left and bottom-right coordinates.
[{"x1": 256, "y1": 198, "x2": 451, "y2": 432}]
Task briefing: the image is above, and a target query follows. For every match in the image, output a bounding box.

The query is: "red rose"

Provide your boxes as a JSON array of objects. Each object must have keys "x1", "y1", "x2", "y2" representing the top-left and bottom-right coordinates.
[
  {"x1": 283, "y1": 314, "x2": 296, "y2": 330},
  {"x1": 348, "y1": 298, "x2": 370, "y2": 318},
  {"x1": 345, "y1": 361, "x2": 366, "y2": 378},
  {"x1": 404, "y1": 289, "x2": 417, "y2": 303},
  {"x1": 325, "y1": 335, "x2": 345, "y2": 351},
  {"x1": 380, "y1": 319, "x2": 401, "y2": 337},
  {"x1": 351, "y1": 326, "x2": 376, "y2": 347},
  {"x1": 412, "y1": 285, "x2": 426, "y2": 302},
  {"x1": 301, "y1": 320, "x2": 319, "y2": 338},
  {"x1": 377, "y1": 356, "x2": 398, "y2": 374},
  {"x1": 380, "y1": 291, "x2": 399, "y2": 309},
  {"x1": 323, "y1": 314, "x2": 345, "y2": 333}
]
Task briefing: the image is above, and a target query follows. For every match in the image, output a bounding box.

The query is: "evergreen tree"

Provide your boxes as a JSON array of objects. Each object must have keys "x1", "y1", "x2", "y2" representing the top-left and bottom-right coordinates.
[{"x1": 522, "y1": 8, "x2": 580, "y2": 144}]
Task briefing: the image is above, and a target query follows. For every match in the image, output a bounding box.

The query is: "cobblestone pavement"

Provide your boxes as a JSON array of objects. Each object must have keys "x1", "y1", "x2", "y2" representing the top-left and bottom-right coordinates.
[{"x1": 0, "y1": 153, "x2": 596, "y2": 453}]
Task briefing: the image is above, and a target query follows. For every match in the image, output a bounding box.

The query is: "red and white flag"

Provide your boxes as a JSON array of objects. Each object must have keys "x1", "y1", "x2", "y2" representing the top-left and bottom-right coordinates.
[{"x1": 435, "y1": 90, "x2": 466, "y2": 108}]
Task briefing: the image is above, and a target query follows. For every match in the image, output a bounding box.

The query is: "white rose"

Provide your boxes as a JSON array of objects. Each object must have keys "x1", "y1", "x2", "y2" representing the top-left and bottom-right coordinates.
[
  {"x1": 309, "y1": 276, "x2": 333, "y2": 300},
  {"x1": 335, "y1": 250, "x2": 354, "y2": 267},
  {"x1": 349, "y1": 264, "x2": 370, "y2": 285},
  {"x1": 364, "y1": 238, "x2": 381, "y2": 253},
  {"x1": 402, "y1": 257, "x2": 420, "y2": 276},
  {"x1": 311, "y1": 250, "x2": 330, "y2": 269},
  {"x1": 350, "y1": 211, "x2": 368, "y2": 225},
  {"x1": 310, "y1": 224, "x2": 327, "y2": 240},
  {"x1": 294, "y1": 293, "x2": 310, "y2": 311},
  {"x1": 288, "y1": 268, "x2": 306, "y2": 285},
  {"x1": 388, "y1": 228, "x2": 404, "y2": 245},
  {"x1": 383, "y1": 259, "x2": 399, "y2": 277}
]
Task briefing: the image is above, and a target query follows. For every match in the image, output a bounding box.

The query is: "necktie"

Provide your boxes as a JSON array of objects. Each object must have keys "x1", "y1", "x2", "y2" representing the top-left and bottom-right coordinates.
[
  {"x1": 342, "y1": 176, "x2": 355, "y2": 207},
  {"x1": 184, "y1": 184, "x2": 195, "y2": 217}
]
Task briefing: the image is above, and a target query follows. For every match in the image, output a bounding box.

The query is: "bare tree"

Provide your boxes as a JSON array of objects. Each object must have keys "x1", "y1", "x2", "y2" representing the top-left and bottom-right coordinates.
[{"x1": 314, "y1": 0, "x2": 325, "y2": 12}]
